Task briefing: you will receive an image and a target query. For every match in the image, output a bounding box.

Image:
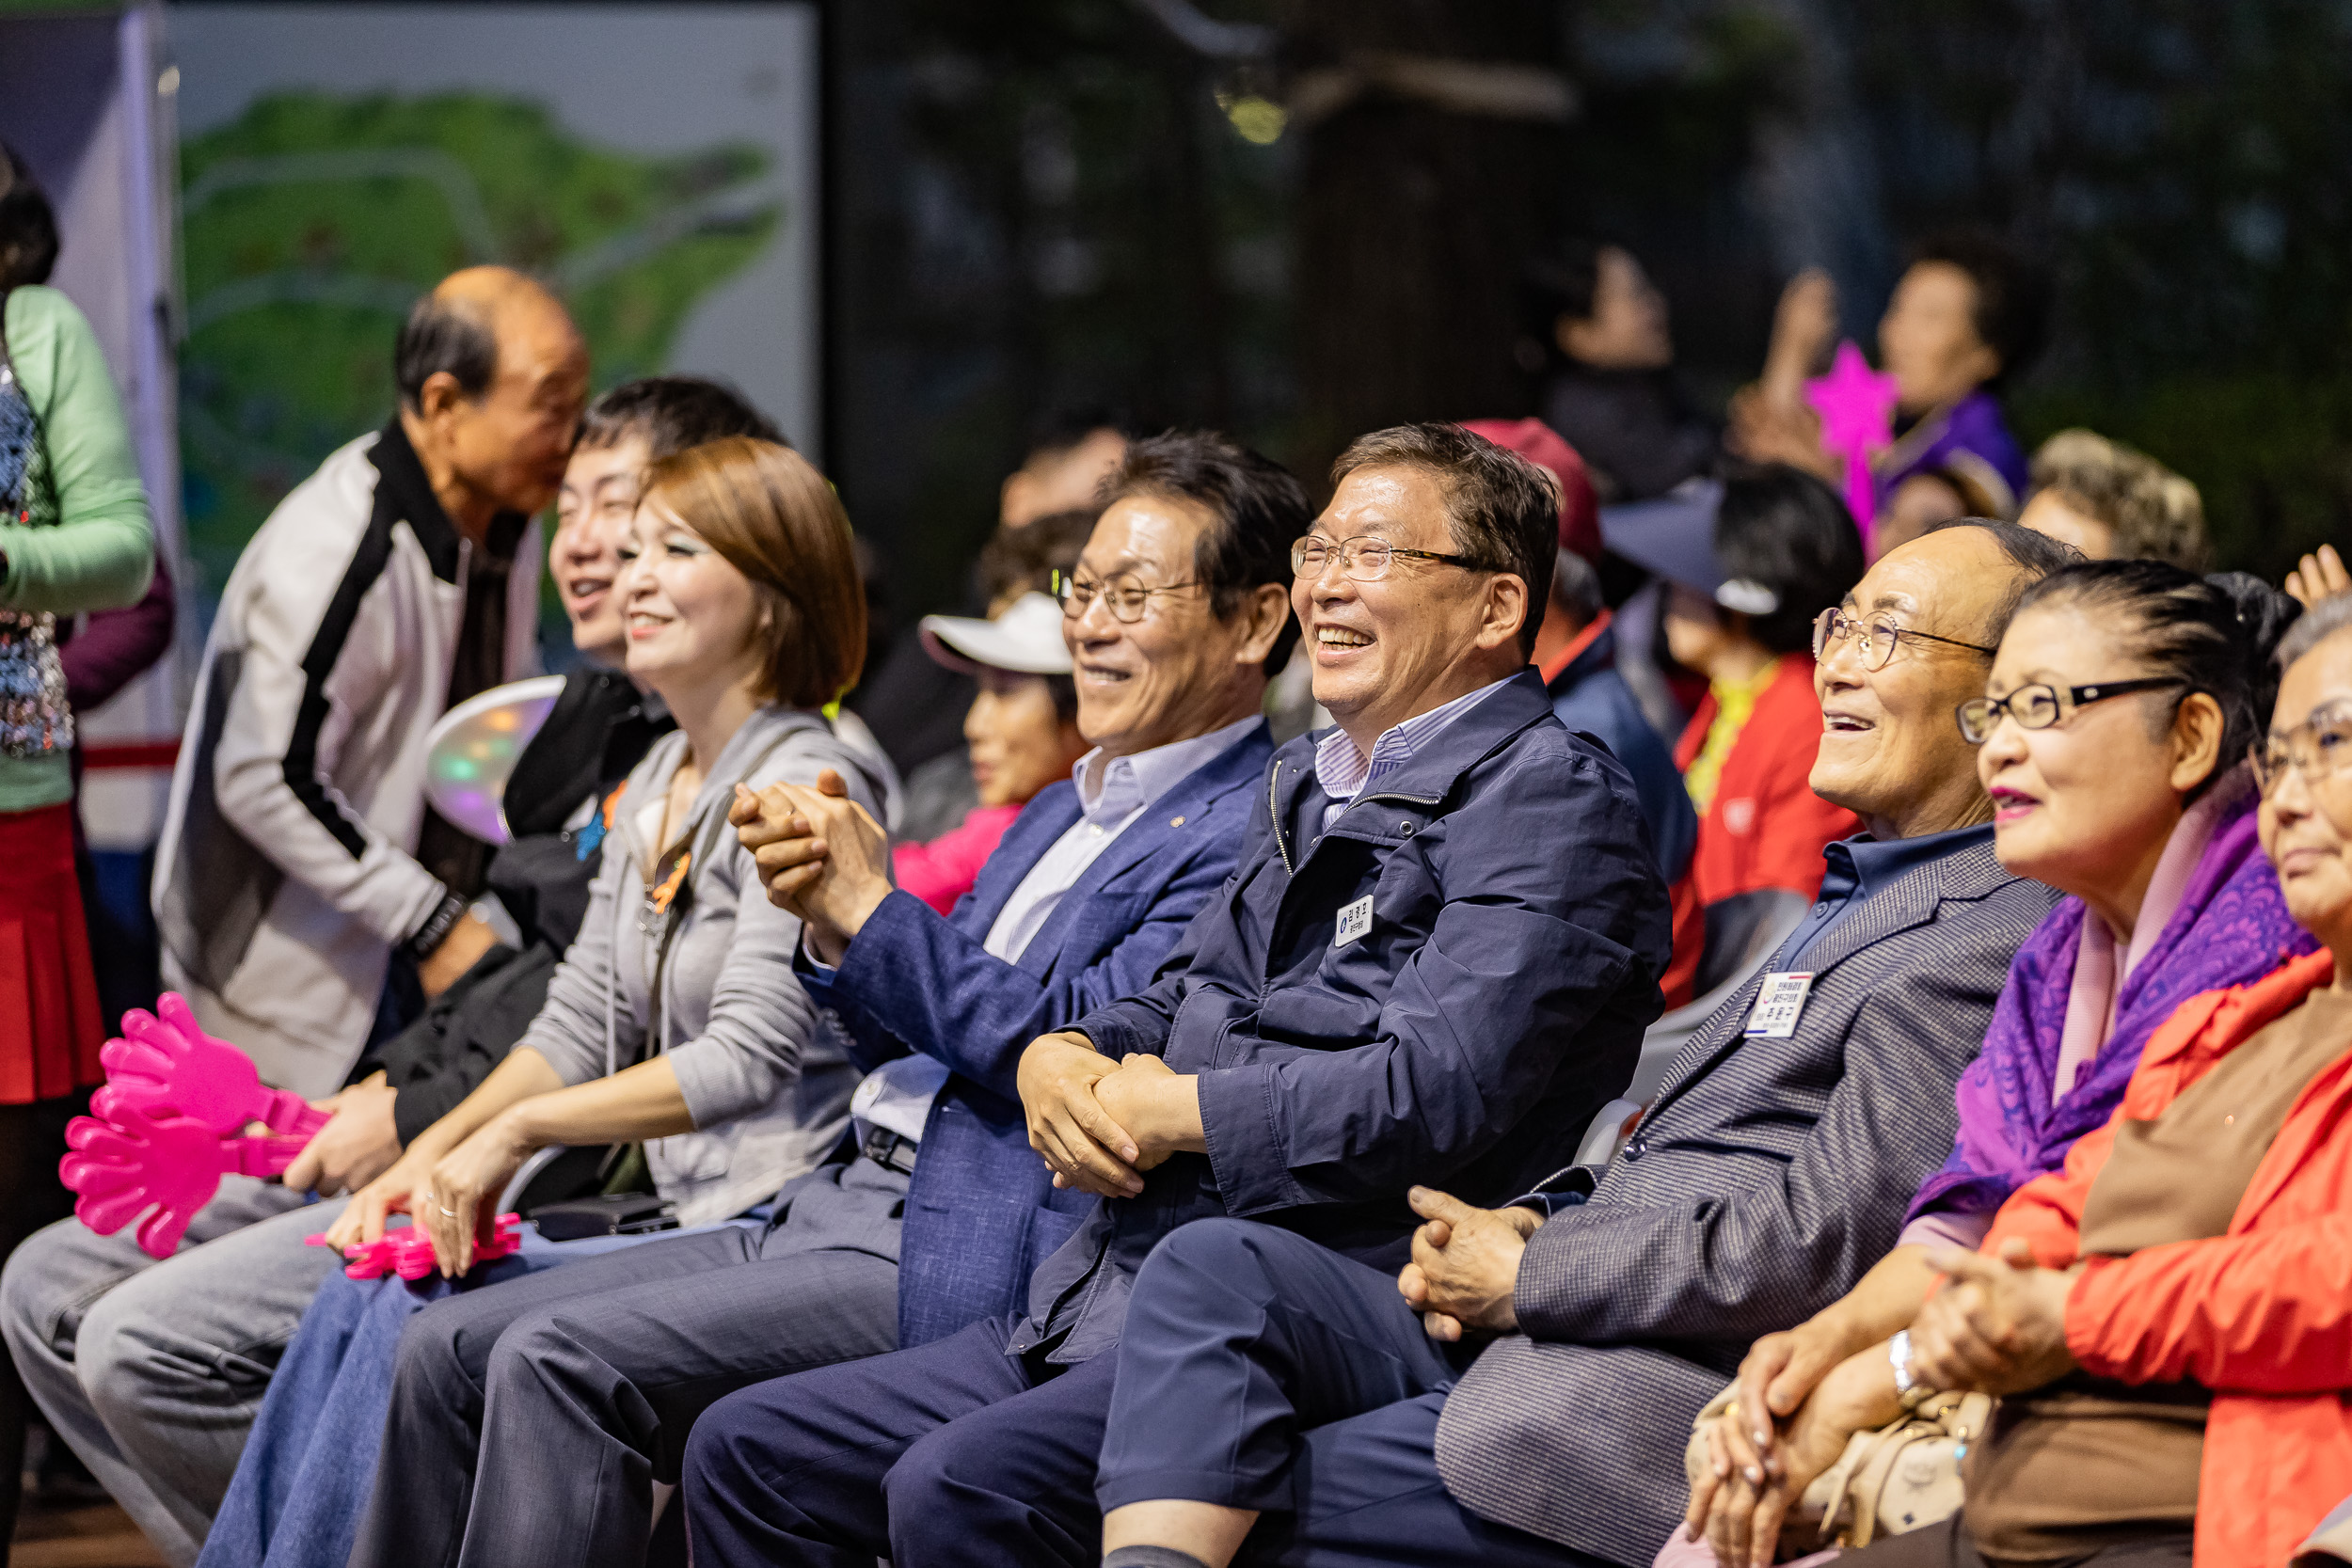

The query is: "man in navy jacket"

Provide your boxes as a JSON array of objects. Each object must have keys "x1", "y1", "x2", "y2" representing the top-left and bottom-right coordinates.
[
  {"x1": 682, "y1": 423, "x2": 1674, "y2": 1568},
  {"x1": 343, "y1": 432, "x2": 1305, "y2": 1568}
]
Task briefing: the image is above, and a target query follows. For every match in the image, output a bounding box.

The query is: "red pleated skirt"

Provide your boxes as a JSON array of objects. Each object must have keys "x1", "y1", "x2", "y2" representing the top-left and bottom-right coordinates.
[{"x1": 0, "y1": 801, "x2": 103, "y2": 1104}]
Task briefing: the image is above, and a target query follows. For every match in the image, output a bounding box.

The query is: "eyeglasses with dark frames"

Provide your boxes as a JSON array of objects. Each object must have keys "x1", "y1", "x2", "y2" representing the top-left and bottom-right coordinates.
[
  {"x1": 1290, "y1": 535, "x2": 1493, "y2": 583},
  {"x1": 1812, "y1": 607, "x2": 1997, "y2": 673},
  {"x1": 1955, "y1": 677, "x2": 2188, "y2": 745},
  {"x1": 1052, "y1": 571, "x2": 1203, "y2": 625}
]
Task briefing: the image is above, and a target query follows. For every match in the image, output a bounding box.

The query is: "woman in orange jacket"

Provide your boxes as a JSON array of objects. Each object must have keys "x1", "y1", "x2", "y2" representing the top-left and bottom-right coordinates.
[{"x1": 1693, "y1": 596, "x2": 2352, "y2": 1568}]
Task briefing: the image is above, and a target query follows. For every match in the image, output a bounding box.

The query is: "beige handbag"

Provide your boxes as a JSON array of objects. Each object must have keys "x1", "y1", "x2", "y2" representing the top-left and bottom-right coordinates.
[{"x1": 1685, "y1": 1386, "x2": 1994, "y2": 1556}]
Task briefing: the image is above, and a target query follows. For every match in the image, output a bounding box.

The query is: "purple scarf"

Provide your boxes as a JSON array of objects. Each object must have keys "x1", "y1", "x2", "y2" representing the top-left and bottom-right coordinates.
[{"x1": 1905, "y1": 790, "x2": 2316, "y2": 1227}]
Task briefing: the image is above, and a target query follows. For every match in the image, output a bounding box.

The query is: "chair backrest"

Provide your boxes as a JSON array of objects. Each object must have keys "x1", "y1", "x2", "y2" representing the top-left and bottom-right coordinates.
[
  {"x1": 1574, "y1": 886, "x2": 1813, "y2": 1166},
  {"x1": 1692, "y1": 886, "x2": 1813, "y2": 1000}
]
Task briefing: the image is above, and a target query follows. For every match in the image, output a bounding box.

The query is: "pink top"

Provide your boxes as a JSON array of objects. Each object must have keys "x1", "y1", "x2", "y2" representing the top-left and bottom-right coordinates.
[
  {"x1": 891, "y1": 803, "x2": 1023, "y2": 916},
  {"x1": 1897, "y1": 778, "x2": 2241, "y2": 1254}
]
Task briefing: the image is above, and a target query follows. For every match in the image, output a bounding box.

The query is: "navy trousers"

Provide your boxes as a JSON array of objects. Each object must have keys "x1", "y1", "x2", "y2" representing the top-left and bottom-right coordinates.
[
  {"x1": 685, "y1": 1218, "x2": 1600, "y2": 1568},
  {"x1": 684, "y1": 1310, "x2": 1117, "y2": 1568},
  {"x1": 1095, "y1": 1218, "x2": 1603, "y2": 1568}
]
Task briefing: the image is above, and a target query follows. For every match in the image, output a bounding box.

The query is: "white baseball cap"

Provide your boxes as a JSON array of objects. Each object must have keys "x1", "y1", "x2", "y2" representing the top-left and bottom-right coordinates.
[{"x1": 918, "y1": 591, "x2": 1073, "y2": 676}]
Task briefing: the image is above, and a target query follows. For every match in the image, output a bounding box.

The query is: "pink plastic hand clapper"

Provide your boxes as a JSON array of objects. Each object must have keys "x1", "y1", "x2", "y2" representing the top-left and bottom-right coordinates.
[
  {"x1": 62, "y1": 993, "x2": 329, "y2": 1258},
  {"x1": 306, "y1": 1214, "x2": 524, "y2": 1280},
  {"x1": 59, "y1": 1103, "x2": 260, "y2": 1259},
  {"x1": 97, "y1": 992, "x2": 328, "y2": 1139}
]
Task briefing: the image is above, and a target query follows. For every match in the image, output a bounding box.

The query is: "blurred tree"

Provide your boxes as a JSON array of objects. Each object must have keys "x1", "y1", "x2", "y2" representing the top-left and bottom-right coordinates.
[
  {"x1": 826, "y1": 0, "x2": 1291, "y2": 626},
  {"x1": 1280, "y1": 0, "x2": 1572, "y2": 478},
  {"x1": 827, "y1": 0, "x2": 2352, "y2": 631},
  {"x1": 1835, "y1": 0, "x2": 2352, "y2": 577}
]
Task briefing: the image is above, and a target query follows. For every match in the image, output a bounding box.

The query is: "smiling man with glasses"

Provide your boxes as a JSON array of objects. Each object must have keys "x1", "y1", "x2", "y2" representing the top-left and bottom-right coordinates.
[
  {"x1": 1017, "y1": 518, "x2": 2079, "y2": 1568},
  {"x1": 680, "y1": 422, "x2": 1675, "y2": 1568}
]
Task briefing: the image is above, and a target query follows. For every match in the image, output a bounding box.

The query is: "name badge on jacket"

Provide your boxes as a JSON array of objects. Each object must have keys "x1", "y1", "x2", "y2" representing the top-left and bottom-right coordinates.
[
  {"x1": 1335, "y1": 895, "x2": 1374, "y2": 947},
  {"x1": 1743, "y1": 972, "x2": 1814, "y2": 1037}
]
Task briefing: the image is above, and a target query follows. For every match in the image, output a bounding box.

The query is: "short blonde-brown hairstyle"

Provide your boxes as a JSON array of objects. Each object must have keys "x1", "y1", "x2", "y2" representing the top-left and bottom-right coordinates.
[
  {"x1": 2028, "y1": 428, "x2": 2208, "y2": 570},
  {"x1": 640, "y1": 436, "x2": 866, "y2": 707}
]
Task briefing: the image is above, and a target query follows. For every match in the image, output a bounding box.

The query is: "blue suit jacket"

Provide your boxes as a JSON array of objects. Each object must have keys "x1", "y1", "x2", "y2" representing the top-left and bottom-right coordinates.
[{"x1": 798, "y1": 721, "x2": 1275, "y2": 1347}]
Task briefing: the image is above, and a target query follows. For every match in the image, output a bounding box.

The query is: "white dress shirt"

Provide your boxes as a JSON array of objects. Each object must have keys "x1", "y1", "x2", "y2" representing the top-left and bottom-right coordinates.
[{"x1": 850, "y1": 714, "x2": 1263, "y2": 1148}]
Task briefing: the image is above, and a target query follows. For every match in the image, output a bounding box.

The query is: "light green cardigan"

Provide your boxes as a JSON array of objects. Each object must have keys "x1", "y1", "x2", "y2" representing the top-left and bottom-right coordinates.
[{"x1": 0, "y1": 285, "x2": 156, "y2": 811}]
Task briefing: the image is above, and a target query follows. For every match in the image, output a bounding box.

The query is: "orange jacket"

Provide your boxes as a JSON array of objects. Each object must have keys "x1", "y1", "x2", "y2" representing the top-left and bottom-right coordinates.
[
  {"x1": 1661, "y1": 654, "x2": 1863, "y2": 1005},
  {"x1": 1987, "y1": 948, "x2": 2351, "y2": 1568}
]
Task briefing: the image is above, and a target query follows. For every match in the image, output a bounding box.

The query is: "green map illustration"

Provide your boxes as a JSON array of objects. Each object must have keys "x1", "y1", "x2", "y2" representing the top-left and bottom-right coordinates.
[{"x1": 179, "y1": 91, "x2": 783, "y2": 598}]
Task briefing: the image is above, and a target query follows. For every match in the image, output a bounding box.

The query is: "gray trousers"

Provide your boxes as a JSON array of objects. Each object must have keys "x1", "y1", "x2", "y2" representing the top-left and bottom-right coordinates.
[
  {"x1": 348, "y1": 1154, "x2": 907, "y2": 1568},
  {"x1": 0, "y1": 1177, "x2": 340, "y2": 1568}
]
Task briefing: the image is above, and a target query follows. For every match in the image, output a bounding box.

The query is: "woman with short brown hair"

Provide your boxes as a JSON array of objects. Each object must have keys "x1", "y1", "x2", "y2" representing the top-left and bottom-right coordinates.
[
  {"x1": 190, "y1": 436, "x2": 895, "y2": 1568},
  {"x1": 641, "y1": 435, "x2": 866, "y2": 710}
]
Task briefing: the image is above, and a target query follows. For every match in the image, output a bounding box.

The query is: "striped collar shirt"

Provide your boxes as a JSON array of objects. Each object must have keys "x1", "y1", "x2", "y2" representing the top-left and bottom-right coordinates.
[{"x1": 1314, "y1": 675, "x2": 1515, "y2": 832}]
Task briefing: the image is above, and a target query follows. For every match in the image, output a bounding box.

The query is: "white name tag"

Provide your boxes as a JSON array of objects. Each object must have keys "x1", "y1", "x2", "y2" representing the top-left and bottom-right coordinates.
[
  {"x1": 1335, "y1": 895, "x2": 1375, "y2": 947},
  {"x1": 1743, "y1": 972, "x2": 1815, "y2": 1037}
]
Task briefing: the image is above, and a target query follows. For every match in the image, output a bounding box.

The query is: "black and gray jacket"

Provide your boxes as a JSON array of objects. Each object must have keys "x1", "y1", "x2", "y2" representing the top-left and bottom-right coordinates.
[{"x1": 152, "y1": 422, "x2": 540, "y2": 1097}]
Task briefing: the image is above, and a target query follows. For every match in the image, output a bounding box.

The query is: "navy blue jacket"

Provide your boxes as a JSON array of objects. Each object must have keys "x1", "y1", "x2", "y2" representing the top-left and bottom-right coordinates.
[
  {"x1": 799, "y1": 722, "x2": 1273, "y2": 1347},
  {"x1": 1548, "y1": 621, "x2": 1694, "y2": 883},
  {"x1": 1015, "y1": 669, "x2": 1674, "y2": 1364}
]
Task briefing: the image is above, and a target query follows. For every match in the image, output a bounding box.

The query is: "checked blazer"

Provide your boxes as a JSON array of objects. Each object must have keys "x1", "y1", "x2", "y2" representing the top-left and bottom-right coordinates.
[{"x1": 1433, "y1": 833, "x2": 2060, "y2": 1565}]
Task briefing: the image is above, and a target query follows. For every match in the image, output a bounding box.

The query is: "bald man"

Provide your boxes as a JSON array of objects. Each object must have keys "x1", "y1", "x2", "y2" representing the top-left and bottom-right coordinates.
[{"x1": 154, "y1": 266, "x2": 590, "y2": 1098}]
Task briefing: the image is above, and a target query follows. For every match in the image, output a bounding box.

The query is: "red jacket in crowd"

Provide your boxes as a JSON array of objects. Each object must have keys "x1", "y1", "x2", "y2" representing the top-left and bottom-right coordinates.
[
  {"x1": 1661, "y1": 653, "x2": 1862, "y2": 1006},
  {"x1": 1991, "y1": 948, "x2": 2352, "y2": 1568}
]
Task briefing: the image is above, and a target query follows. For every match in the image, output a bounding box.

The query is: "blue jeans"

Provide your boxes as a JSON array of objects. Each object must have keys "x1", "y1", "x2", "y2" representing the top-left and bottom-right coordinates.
[{"x1": 195, "y1": 1218, "x2": 743, "y2": 1568}]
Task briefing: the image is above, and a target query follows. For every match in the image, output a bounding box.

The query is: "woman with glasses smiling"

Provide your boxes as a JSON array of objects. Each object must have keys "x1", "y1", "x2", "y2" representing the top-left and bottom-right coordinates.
[
  {"x1": 1690, "y1": 560, "x2": 2309, "y2": 1567},
  {"x1": 1709, "y1": 557, "x2": 2352, "y2": 1568}
]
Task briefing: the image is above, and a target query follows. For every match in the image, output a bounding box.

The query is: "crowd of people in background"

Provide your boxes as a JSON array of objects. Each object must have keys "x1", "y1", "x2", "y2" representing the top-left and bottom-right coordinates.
[{"x1": 6, "y1": 125, "x2": 2352, "y2": 1568}]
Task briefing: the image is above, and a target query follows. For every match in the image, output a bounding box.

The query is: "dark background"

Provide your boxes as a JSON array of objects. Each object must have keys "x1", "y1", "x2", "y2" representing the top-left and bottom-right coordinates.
[{"x1": 824, "y1": 0, "x2": 2352, "y2": 630}]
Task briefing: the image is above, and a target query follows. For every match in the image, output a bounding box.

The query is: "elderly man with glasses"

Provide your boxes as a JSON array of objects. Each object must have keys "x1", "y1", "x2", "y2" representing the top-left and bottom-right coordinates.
[
  {"x1": 680, "y1": 422, "x2": 1675, "y2": 1568},
  {"x1": 1049, "y1": 518, "x2": 2078, "y2": 1568}
]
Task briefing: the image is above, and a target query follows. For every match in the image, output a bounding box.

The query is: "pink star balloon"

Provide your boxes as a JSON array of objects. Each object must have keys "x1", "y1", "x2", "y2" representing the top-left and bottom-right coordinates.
[{"x1": 1805, "y1": 340, "x2": 1900, "y2": 548}]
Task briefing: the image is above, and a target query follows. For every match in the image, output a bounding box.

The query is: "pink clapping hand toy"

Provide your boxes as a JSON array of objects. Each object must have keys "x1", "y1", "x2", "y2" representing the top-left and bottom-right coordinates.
[
  {"x1": 308, "y1": 1214, "x2": 522, "y2": 1280},
  {"x1": 62, "y1": 992, "x2": 332, "y2": 1259},
  {"x1": 60, "y1": 1102, "x2": 306, "y2": 1258},
  {"x1": 97, "y1": 992, "x2": 328, "y2": 1139}
]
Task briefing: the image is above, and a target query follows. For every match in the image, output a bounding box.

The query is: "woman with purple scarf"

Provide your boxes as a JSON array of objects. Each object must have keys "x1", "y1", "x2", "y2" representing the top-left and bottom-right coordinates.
[{"x1": 1685, "y1": 560, "x2": 2304, "y2": 1562}]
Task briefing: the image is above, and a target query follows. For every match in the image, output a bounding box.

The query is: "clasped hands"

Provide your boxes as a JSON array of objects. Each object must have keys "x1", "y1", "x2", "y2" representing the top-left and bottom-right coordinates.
[
  {"x1": 1395, "y1": 1187, "x2": 1543, "y2": 1340},
  {"x1": 1688, "y1": 1240, "x2": 2083, "y2": 1568},
  {"x1": 729, "y1": 768, "x2": 893, "y2": 964},
  {"x1": 1015, "y1": 1043, "x2": 1546, "y2": 1342},
  {"x1": 1017, "y1": 1034, "x2": 1204, "y2": 1197}
]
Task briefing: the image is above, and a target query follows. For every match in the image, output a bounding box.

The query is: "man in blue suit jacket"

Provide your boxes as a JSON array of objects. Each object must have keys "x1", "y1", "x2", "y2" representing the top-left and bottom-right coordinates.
[
  {"x1": 348, "y1": 432, "x2": 1309, "y2": 1568},
  {"x1": 791, "y1": 695, "x2": 1274, "y2": 1344}
]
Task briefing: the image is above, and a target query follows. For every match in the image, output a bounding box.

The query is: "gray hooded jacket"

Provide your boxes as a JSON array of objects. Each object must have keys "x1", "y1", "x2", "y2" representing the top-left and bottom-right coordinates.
[{"x1": 513, "y1": 705, "x2": 891, "y2": 1227}]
